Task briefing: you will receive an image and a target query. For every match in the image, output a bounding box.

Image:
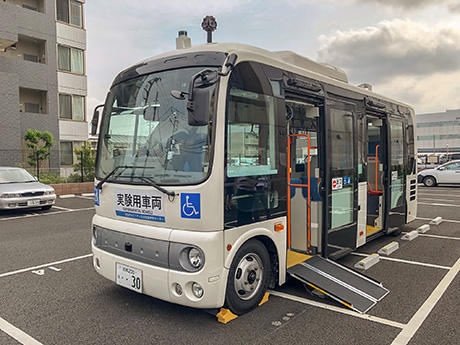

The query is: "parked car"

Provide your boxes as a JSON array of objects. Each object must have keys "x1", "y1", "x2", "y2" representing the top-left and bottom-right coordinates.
[
  {"x1": 418, "y1": 160, "x2": 460, "y2": 187},
  {"x1": 0, "y1": 167, "x2": 56, "y2": 210}
]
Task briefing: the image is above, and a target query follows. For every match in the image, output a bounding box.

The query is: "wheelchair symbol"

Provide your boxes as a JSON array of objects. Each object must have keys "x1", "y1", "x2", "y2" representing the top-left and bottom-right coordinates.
[{"x1": 181, "y1": 193, "x2": 200, "y2": 219}]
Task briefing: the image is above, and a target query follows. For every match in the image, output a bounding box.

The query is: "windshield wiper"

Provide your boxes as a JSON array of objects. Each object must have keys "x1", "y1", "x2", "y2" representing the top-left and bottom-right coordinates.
[
  {"x1": 135, "y1": 176, "x2": 176, "y2": 197},
  {"x1": 96, "y1": 166, "x2": 175, "y2": 197},
  {"x1": 96, "y1": 166, "x2": 128, "y2": 190}
]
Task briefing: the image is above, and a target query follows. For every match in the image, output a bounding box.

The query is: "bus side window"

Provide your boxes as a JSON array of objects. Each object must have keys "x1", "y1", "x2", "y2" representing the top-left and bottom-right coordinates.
[
  {"x1": 224, "y1": 61, "x2": 286, "y2": 228},
  {"x1": 225, "y1": 88, "x2": 278, "y2": 226}
]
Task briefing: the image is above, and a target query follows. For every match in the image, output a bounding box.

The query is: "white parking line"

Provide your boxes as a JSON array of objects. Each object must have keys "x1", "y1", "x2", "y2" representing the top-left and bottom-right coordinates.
[
  {"x1": 418, "y1": 202, "x2": 460, "y2": 208},
  {"x1": 418, "y1": 198, "x2": 457, "y2": 203},
  {"x1": 418, "y1": 193, "x2": 460, "y2": 198},
  {"x1": 0, "y1": 207, "x2": 94, "y2": 221},
  {"x1": 403, "y1": 231, "x2": 460, "y2": 241},
  {"x1": 0, "y1": 254, "x2": 93, "y2": 278},
  {"x1": 417, "y1": 217, "x2": 460, "y2": 224},
  {"x1": 391, "y1": 257, "x2": 460, "y2": 345},
  {"x1": 269, "y1": 290, "x2": 405, "y2": 329},
  {"x1": 417, "y1": 233, "x2": 460, "y2": 241},
  {"x1": 59, "y1": 194, "x2": 75, "y2": 198},
  {"x1": 75, "y1": 195, "x2": 93, "y2": 200},
  {"x1": 352, "y1": 253, "x2": 451, "y2": 270},
  {"x1": 51, "y1": 205, "x2": 74, "y2": 211},
  {"x1": 0, "y1": 316, "x2": 43, "y2": 345}
]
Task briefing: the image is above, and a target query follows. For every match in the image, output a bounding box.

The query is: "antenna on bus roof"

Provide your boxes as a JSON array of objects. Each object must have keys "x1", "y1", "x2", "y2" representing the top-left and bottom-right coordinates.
[
  {"x1": 202, "y1": 15, "x2": 217, "y2": 43},
  {"x1": 176, "y1": 30, "x2": 191, "y2": 49}
]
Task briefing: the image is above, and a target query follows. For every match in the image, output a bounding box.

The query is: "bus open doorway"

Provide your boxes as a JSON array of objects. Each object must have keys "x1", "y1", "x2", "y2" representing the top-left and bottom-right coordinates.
[{"x1": 366, "y1": 116, "x2": 386, "y2": 238}]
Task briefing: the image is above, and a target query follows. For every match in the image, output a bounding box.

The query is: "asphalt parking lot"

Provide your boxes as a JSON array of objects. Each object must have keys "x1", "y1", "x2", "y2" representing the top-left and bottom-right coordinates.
[{"x1": 0, "y1": 187, "x2": 459, "y2": 345}]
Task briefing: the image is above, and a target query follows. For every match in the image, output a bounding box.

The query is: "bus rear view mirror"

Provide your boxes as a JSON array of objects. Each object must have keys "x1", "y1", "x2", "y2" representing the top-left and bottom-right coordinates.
[
  {"x1": 186, "y1": 69, "x2": 219, "y2": 126},
  {"x1": 187, "y1": 87, "x2": 211, "y2": 126},
  {"x1": 91, "y1": 104, "x2": 104, "y2": 135}
]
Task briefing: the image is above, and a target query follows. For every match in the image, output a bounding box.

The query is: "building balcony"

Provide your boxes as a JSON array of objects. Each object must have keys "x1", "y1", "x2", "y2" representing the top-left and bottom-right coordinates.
[
  {"x1": 0, "y1": 2, "x2": 18, "y2": 50},
  {"x1": 19, "y1": 87, "x2": 48, "y2": 114}
]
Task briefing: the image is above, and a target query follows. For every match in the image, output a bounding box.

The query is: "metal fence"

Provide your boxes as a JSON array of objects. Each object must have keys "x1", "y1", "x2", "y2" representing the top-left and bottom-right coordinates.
[{"x1": 0, "y1": 149, "x2": 95, "y2": 184}]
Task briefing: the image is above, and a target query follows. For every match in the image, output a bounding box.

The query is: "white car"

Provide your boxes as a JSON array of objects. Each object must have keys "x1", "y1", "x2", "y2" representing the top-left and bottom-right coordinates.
[
  {"x1": 418, "y1": 160, "x2": 460, "y2": 187},
  {"x1": 0, "y1": 167, "x2": 56, "y2": 210}
]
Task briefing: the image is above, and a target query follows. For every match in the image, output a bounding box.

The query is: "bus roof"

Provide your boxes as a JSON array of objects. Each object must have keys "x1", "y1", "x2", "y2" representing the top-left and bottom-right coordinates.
[{"x1": 115, "y1": 42, "x2": 414, "y2": 113}]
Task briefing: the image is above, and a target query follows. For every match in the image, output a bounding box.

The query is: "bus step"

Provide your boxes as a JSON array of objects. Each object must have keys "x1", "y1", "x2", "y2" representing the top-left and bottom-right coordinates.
[{"x1": 287, "y1": 256, "x2": 389, "y2": 314}]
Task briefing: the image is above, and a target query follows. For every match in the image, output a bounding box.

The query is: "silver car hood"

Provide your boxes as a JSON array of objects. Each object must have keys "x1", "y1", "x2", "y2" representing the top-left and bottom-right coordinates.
[
  {"x1": 419, "y1": 168, "x2": 437, "y2": 176},
  {"x1": 0, "y1": 182, "x2": 54, "y2": 193}
]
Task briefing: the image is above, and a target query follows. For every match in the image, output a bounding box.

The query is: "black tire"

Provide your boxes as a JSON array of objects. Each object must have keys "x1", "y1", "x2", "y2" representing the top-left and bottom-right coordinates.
[
  {"x1": 225, "y1": 239, "x2": 271, "y2": 315},
  {"x1": 423, "y1": 176, "x2": 437, "y2": 187},
  {"x1": 390, "y1": 228, "x2": 402, "y2": 236},
  {"x1": 41, "y1": 205, "x2": 52, "y2": 210}
]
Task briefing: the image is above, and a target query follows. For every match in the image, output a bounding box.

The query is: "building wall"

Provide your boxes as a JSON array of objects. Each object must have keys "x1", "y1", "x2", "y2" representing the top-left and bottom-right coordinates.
[
  {"x1": 56, "y1": 2, "x2": 88, "y2": 175},
  {"x1": 0, "y1": 0, "x2": 59, "y2": 170},
  {"x1": 416, "y1": 109, "x2": 460, "y2": 153},
  {"x1": 0, "y1": 0, "x2": 87, "y2": 175}
]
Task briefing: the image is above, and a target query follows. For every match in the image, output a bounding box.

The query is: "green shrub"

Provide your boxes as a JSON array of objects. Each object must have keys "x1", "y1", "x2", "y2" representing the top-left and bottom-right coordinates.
[
  {"x1": 39, "y1": 173, "x2": 66, "y2": 184},
  {"x1": 67, "y1": 173, "x2": 94, "y2": 183}
]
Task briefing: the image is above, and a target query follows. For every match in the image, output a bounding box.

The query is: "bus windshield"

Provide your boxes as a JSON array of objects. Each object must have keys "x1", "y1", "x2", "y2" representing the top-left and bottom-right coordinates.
[{"x1": 96, "y1": 67, "x2": 217, "y2": 185}]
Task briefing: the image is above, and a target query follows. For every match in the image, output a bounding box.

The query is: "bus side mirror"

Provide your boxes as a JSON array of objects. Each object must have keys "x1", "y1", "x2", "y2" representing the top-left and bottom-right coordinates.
[
  {"x1": 91, "y1": 104, "x2": 104, "y2": 135},
  {"x1": 91, "y1": 110, "x2": 99, "y2": 135},
  {"x1": 187, "y1": 69, "x2": 219, "y2": 126},
  {"x1": 187, "y1": 87, "x2": 212, "y2": 126}
]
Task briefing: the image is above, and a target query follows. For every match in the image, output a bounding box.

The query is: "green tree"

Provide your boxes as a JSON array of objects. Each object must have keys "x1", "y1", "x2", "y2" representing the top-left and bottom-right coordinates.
[
  {"x1": 24, "y1": 129, "x2": 54, "y2": 179},
  {"x1": 73, "y1": 142, "x2": 96, "y2": 181}
]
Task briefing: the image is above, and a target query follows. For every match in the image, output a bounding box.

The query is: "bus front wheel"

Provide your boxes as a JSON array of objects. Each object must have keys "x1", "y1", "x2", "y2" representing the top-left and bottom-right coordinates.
[{"x1": 225, "y1": 239, "x2": 271, "y2": 315}]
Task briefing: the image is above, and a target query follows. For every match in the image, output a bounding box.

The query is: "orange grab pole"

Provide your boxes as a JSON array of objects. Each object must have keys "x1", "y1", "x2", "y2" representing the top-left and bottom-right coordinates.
[
  {"x1": 287, "y1": 135, "x2": 291, "y2": 248},
  {"x1": 375, "y1": 145, "x2": 381, "y2": 193}
]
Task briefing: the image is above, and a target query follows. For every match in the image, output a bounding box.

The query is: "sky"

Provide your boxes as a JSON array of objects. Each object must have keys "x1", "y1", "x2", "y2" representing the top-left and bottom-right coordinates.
[{"x1": 86, "y1": 0, "x2": 460, "y2": 116}]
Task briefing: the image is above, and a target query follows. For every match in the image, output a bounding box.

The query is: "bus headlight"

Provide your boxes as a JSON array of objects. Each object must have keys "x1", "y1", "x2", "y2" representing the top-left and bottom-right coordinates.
[
  {"x1": 188, "y1": 248, "x2": 202, "y2": 268},
  {"x1": 170, "y1": 243, "x2": 205, "y2": 272}
]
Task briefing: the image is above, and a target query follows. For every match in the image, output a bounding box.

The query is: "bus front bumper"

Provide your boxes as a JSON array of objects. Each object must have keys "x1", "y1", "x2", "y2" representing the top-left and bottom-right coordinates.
[{"x1": 91, "y1": 237, "x2": 228, "y2": 309}]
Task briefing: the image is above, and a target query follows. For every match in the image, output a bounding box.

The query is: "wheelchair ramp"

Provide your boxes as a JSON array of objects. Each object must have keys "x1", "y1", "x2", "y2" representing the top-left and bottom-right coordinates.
[{"x1": 287, "y1": 255, "x2": 388, "y2": 314}]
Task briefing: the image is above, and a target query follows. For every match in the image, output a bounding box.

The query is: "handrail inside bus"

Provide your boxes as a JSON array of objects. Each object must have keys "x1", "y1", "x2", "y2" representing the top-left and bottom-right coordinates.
[
  {"x1": 368, "y1": 144, "x2": 383, "y2": 194},
  {"x1": 287, "y1": 133, "x2": 311, "y2": 253}
]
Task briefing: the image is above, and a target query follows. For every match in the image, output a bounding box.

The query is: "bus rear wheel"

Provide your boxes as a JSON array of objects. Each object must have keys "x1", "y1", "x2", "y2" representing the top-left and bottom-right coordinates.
[{"x1": 225, "y1": 239, "x2": 271, "y2": 315}]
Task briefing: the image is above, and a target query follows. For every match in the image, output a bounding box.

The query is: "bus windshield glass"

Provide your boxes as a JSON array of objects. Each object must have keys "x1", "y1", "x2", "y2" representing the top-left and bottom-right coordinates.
[{"x1": 96, "y1": 67, "x2": 217, "y2": 185}]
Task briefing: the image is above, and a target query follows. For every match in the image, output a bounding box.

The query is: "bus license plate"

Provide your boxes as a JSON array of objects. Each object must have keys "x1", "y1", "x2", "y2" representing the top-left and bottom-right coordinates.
[{"x1": 116, "y1": 263, "x2": 143, "y2": 293}]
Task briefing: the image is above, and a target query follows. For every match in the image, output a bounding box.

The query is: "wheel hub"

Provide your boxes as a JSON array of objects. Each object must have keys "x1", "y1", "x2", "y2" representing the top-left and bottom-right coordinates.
[{"x1": 234, "y1": 253, "x2": 264, "y2": 301}]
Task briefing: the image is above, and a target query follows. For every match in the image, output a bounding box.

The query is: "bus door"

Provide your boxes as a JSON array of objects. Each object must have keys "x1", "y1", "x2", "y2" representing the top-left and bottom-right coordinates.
[
  {"x1": 387, "y1": 118, "x2": 406, "y2": 230},
  {"x1": 287, "y1": 100, "x2": 322, "y2": 254},
  {"x1": 366, "y1": 115, "x2": 386, "y2": 237},
  {"x1": 324, "y1": 101, "x2": 358, "y2": 257}
]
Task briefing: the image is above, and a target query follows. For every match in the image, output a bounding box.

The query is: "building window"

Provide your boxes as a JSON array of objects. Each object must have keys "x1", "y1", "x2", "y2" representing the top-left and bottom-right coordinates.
[
  {"x1": 59, "y1": 94, "x2": 72, "y2": 119},
  {"x1": 60, "y1": 141, "x2": 73, "y2": 165},
  {"x1": 70, "y1": 0, "x2": 82, "y2": 27},
  {"x1": 57, "y1": 45, "x2": 84, "y2": 74},
  {"x1": 56, "y1": 0, "x2": 83, "y2": 28},
  {"x1": 417, "y1": 121, "x2": 460, "y2": 128},
  {"x1": 59, "y1": 94, "x2": 85, "y2": 120}
]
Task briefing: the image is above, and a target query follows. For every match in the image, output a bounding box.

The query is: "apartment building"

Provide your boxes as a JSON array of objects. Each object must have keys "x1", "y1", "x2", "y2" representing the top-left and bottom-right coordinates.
[
  {"x1": 0, "y1": 0, "x2": 87, "y2": 176},
  {"x1": 416, "y1": 109, "x2": 460, "y2": 153}
]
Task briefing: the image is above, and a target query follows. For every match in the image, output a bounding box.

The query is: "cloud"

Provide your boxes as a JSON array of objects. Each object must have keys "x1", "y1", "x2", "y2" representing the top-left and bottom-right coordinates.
[
  {"x1": 376, "y1": 72, "x2": 460, "y2": 113},
  {"x1": 317, "y1": 19, "x2": 460, "y2": 112},
  {"x1": 317, "y1": 19, "x2": 460, "y2": 83},
  {"x1": 358, "y1": 0, "x2": 460, "y2": 12}
]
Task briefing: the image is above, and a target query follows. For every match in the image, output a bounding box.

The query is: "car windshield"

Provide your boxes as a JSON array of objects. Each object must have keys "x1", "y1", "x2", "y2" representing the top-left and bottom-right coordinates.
[
  {"x1": 96, "y1": 67, "x2": 218, "y2": 185},
  {"x1": 0, "y1": 169, "x2": 35, "y2": 183}
]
